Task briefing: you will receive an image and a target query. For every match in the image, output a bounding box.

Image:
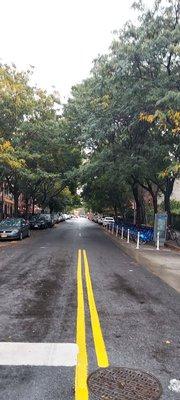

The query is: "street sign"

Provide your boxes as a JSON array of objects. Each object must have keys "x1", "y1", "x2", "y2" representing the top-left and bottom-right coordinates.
[{"x1": 154, "y1": 213, "x2": 168, "y2": 246}]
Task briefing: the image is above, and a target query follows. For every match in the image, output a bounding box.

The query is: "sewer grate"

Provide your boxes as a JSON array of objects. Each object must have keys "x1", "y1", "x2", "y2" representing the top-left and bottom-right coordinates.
[{"x1": 88, "y1": 367, "x2": 162, "y2": 400}]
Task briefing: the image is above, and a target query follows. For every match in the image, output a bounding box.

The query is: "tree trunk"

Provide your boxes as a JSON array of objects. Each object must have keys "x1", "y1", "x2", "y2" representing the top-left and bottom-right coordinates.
[
  {"x1": 164, "y1": 177, "x2": 175, "y2": 225},
  {"x1": 13, "y1": 185, "x2": 19, "y2": 217},
  {"x1": 1, "y1": 182, "x2": 4, "y2": 220},
  {"x1": 10, "y1": 175, "x2": 20, "y2": 217},
  {"x1": 140, "y1": 181, "x2": 158, "y2": 219},
  {"x1": 32, "y1": 198, "x2": 35, "y2": 215},
  {"x1": 114, "y1": 204, "x2": 118, "y2": 220},
  {"x1": 138, "y1": 181, "x2": 158, "y2": 221},
  {"x1": 50, "y1": 206, "x2": 53, "y2": 214},
  {"x1": 148, "y1": 188, "x2": 158, "y2": 217},
  {"x1": 14, "y1": 193, "x2": 19, "y2": 217},
  {"x1": 25, "y1": 198, "x2": 29, "y2": 218},
  {"x1": 132, "y1": 183, "x2": 146, "y2": 226}
]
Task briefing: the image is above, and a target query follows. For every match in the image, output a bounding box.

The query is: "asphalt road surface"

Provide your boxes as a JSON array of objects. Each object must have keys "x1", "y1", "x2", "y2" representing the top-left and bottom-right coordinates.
[{"x1": 0, "y1": 218, "x2": 179, "y2": 400}]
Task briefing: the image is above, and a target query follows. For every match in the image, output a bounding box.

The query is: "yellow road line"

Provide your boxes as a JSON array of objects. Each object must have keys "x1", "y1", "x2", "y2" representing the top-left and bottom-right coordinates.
[
  {"x1": 75, "y1": 250, "x2": 88, "y2": 400},
  {"x1": 83, "y1": 250, "x2": 109, "y2": 368}
]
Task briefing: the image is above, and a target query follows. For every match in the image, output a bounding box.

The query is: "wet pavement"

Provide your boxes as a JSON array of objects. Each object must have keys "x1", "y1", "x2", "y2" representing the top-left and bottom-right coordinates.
[
  {"x1": 103, "y1": 229, "x2": 180, "y2": 293},
  {"x1": 0, "y1": 218, "x2": 179, "y2": 399}
]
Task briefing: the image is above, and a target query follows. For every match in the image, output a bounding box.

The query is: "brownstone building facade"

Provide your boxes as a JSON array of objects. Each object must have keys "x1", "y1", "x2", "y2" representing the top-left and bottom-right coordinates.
[{"x1": 0, "y1": 183, "x2": 14, "y2": 219}]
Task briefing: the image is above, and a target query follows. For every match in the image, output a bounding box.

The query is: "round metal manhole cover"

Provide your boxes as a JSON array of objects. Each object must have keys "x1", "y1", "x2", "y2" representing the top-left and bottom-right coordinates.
[{"x1": 88, "y1": 367, "x2": 162, "y2": 400}]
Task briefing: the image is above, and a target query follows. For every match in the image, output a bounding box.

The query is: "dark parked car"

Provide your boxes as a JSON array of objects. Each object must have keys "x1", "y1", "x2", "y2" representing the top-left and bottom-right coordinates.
[
  {"x1": 0, "y1": 218, "x2": 31, "y2": 240},
  {"x1": 39, "y1": 214, "x2": 55, "y2": 228},
  {"x1": 52, "y1": 213, "x2": 59, "y2": 224},
  {"x1": 29, "y1": 215, "x2": 48, "y2": 230},
  {"x1": 59, "y1": 213, "x2": 65, "y2": 222}
]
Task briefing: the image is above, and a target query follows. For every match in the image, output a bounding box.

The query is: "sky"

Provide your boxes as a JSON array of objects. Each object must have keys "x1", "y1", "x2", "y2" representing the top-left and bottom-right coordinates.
[{"x1": 0, "y1": 0, "x2": 152, "y2": 101}]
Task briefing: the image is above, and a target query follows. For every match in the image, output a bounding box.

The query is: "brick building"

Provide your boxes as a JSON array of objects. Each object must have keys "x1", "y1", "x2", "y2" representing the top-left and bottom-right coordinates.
[{"x1": 0, "y1": 183, "x2": 14, "y2": 219}]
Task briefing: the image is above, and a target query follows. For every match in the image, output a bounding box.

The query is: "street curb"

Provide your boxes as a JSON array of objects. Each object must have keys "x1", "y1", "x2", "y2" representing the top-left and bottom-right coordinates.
[
  {"x1": 101, "y1": 227, "x2": 176, "y2": 272},
  {"x1": 165, "y1": 242, "x2": 180, "y2": 252}
]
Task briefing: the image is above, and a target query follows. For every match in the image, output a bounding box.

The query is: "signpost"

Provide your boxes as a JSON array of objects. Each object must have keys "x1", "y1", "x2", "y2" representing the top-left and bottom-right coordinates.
[{"x1": 154, "y1": 213, "x2": 168, "y2": 247}]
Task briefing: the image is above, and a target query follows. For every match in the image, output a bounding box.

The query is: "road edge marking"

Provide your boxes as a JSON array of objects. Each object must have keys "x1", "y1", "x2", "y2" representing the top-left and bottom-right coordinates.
[
  {"x1": 83, "y1": 249, "x2": 109, "y2": 368},
  {"x1": 75, "y1": 249, "x2": 89, "y2": 400}
]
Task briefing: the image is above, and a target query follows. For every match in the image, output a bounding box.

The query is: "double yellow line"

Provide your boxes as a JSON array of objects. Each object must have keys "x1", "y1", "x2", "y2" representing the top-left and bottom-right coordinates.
[{"x1": 75, "y1": 249, "x2": 109, "y2": 399}]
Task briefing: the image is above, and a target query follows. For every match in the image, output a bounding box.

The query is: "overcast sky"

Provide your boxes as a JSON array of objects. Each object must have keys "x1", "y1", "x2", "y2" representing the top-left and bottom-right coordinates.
[{"x1": 1, "y1": 0, "x2": 152, "y2": 101}]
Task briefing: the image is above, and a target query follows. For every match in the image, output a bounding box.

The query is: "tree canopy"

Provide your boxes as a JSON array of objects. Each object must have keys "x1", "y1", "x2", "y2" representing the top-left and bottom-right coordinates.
[
  {"x1": 0, "y1": 63, "x2": 81, "y2": 216},
  {"x1": 0, "y1": 0, "x2": 179, "y2": 224},
  {"x1": 64, "y1": 0, "x2": 180, "y2": 224}
]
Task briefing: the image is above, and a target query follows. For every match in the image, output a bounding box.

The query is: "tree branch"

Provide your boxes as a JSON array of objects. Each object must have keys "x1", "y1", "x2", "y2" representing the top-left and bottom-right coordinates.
[{"x1": 167, "y1": 52, "x2": 173, "y2": 76}]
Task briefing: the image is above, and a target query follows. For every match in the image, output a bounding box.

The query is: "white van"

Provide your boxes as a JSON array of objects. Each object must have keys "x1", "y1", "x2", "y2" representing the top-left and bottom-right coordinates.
[{"x1": 102, "y1": 217, "x2": 115, "y2": 227}]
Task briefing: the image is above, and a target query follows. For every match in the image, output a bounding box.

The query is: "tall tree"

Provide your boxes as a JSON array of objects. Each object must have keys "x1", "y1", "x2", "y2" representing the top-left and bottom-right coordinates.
[{"x1": 64, "y1": 0, "x2": 180, "y2": 225}]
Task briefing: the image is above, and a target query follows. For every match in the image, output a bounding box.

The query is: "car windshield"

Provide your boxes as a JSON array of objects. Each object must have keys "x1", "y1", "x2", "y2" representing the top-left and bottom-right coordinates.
[
  {"x1": 43, "y1": 215, "x2": 51, "y2": 220},
  {"x1": 0, "y1": 219, "x2": 21, "y2": 227},
  {"x1": 31, "y1": 215, "x2": 42, "y2": 221}
]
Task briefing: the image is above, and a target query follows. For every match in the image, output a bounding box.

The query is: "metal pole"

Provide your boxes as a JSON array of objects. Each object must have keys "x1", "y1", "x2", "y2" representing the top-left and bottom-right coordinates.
[
  {"x1": 111, "y1": 223, "x2": 114, "y2": 235},
  {"x1": 136, "y1": 232, "x2": 140, "y2": 249},
  {"x1": 116, "y1": 225, "x2": 118, "y2": 237},
  {"x1": 157, "y1": 232, "x2": 160, "y2": 251},
  {"x1": 121, "y1": 226, "x2": 124, "y2": 240},
  {"x1": 127, "y1": 229, "x2": 130, "y2": 243}
]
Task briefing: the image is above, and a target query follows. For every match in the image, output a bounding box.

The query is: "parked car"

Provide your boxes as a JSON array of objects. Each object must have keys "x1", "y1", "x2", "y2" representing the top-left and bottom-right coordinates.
[
  {"x1": 39, "y1": 214, "x2": 54, "y2": 228},
  {"x1": 102, "y1": 216, "x2": 115, "y2": 227},
  {"x1": 29, "y1": 215, "x2": 48, "y2": 230},
  {"x1": 0, "y1": 218, "x2": 31, "y2": 240},
  {"x1": 98, "y1": 216, "x2": 104, "y2": 225},
  {"x1": 62, "y1": 213, "x2": 70, "y2": 220},
  {"x1": 92, "y1": 215, "x2": 98, "y2": 223},
  {"x1": 58, "y1": 214, "x2": 65, "y2": 222},
  {"x1": 63, "y1": 213, "x2": 71, "y2": 220},
  {"x1": 52, "y1": 213, "x2": 60, "y2": 224}
]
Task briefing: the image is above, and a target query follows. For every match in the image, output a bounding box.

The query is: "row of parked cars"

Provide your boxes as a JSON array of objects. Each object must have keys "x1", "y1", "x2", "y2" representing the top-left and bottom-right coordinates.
[
  {"x1": 92, "y1": 215, "x2": 115, "y2": 226},
  {"x1": 0, "y1": 213, "x2": 71, "y2": 241},
  {"x1": 29, "y1": 213, "x2": 70, "y2": 229}
]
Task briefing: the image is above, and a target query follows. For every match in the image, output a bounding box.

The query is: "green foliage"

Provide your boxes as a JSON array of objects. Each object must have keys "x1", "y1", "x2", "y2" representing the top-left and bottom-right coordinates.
[
  {"x1": 0, "y1": 140, "x2": 24, "y2": 171},
  {"x1": 0, "y1": 1, "x2": 179, "y2": 222},
  {"x1": 0, "y1": 64, "x2": 81, "y2": 215},
  {"x1": 64, "y1": 0, "x2": 180, "y2": 224},
  {"x1": 171, "y1": 200, "x2": 180, "y2": 215},
  {"x1": 0, "y1": 64, "x2": 35, "y2": 138}
]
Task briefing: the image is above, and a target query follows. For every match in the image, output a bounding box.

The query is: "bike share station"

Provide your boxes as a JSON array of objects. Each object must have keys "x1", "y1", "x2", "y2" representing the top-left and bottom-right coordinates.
[
  {"x1": 105, "y1": 212, "x2": 168, "y2": 251},
  {"x1": 154, "y1": 213, "x2": 168, "y2": 250}
]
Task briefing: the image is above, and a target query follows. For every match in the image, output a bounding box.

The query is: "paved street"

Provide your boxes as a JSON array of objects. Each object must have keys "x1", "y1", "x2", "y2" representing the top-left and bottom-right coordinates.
[{"x1": 0, "y1": 218, "x2": 179, "y2": 399}]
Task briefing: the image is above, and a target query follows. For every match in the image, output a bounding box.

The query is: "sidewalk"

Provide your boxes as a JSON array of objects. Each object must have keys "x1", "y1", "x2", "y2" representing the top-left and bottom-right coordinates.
[
  {"x1": 103, "y1": 228, "x2": 180, "y2": 293},
  {"x1": 165, "y1": 240, "x2": 180, "y2": 252}
]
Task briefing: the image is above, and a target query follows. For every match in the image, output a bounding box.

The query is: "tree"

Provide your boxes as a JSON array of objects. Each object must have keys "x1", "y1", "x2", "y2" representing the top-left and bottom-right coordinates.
[
  {"x1": 0, "y1": 64, "x2": 81, "y2": 216},
  {"x1": 0, "y1": 64, "x2": 35, "y2": 138},
  {"x1": 64, "y1": 0, "x2": 180, "y2": 225}
]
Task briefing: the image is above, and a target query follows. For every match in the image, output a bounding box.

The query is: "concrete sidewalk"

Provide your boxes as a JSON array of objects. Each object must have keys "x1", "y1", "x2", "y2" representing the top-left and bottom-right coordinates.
[{"x1": 103, "y1": 228, "x2": 180, "y2": 294}]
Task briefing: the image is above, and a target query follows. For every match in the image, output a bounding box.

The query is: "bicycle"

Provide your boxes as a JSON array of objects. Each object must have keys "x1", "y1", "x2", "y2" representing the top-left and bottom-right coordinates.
[{"x1": 166, "y1": 225, "x2": 180, "y2": 245}]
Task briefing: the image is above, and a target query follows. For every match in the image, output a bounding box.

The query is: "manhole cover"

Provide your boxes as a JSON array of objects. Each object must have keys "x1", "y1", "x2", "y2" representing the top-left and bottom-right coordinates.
[{"x1": 88, "y1": 367, "x2": 162, "y2": 400}]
